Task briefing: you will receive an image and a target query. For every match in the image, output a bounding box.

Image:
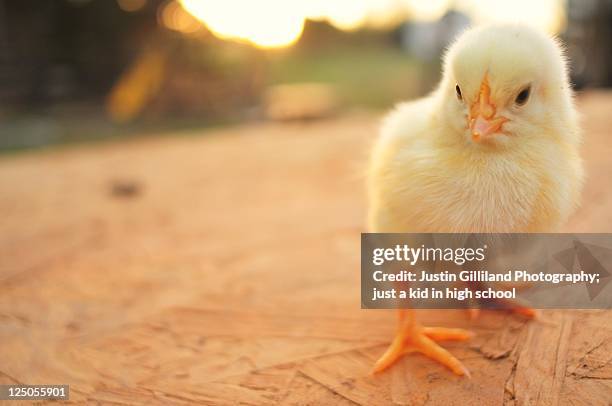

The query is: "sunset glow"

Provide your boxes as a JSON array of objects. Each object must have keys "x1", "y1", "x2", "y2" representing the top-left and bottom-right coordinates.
[
  {"x1": 174, "y1": 0, "x2": 566, "y2": 49},
  {"x1": 178, "y1": 0, "x2": 305, "y2": 48}
]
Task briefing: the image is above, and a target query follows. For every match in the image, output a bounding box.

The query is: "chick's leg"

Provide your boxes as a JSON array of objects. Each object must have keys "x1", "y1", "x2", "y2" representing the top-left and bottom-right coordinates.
[
  {"x1": 490, "y1": 297, "x2": 538, "y2": 318},
  {"x1": 373, "y1": 309, "x2": 473, "y2": 376},
  {"x1": 464, "y1": 281, "x2": 538, "y2": 319}
]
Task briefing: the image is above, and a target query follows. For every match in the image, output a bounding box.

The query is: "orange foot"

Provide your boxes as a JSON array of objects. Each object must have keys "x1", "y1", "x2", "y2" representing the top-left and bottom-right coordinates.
[
  {"x1": 466, "y1": 298, "x2": 538, "y2": 320},
  {"x1": 462, "y1": 282, "x2": 538, "y2": 320},
  {"x1": 373, "y1": 324, "x2": 473, "y2": 377}
]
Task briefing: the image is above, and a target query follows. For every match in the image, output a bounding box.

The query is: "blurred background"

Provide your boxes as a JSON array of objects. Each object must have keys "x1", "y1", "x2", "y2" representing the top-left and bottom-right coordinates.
[
  {"x1": 1, "y1": 3, "x2": 612, "y2": 402},
  {"x1": 1, "y1": 0, "x2": 611, "y2": 151}
]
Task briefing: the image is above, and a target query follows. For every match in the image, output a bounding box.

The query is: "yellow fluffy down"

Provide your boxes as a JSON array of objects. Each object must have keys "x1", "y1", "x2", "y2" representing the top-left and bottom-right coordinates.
[{"x1": 368, "y1": 24, "x2": 583, "y2": 233}]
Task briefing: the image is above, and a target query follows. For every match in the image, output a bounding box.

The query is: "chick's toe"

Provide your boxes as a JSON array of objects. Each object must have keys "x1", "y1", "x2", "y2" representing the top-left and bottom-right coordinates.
[{"x1": 373, "y1": 323, "x2": 473, "y2": 377}]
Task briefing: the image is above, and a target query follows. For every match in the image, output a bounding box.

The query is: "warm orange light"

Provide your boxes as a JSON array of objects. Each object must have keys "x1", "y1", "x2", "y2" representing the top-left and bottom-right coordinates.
[
  {"x1": 179, "y1": 0, "x2": 305, "y2": 49},
  {"x1": 304, "y1": 0, "x2": 370, "y2": 31},
  {"x1": 160, "y1": 1, "x2": 201, "y2": 34},
  {"x1": 171, "y1": 0, "x2": 565, "y2": 50},
  {"x1": 106, "y1": 49, "x2": 166, "y2": 123}
]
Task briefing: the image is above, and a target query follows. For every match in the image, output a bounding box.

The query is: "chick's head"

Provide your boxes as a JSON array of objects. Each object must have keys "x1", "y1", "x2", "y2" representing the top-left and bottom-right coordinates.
[{"x1": 439, "y1": 24, "x2": 577, "y2": 148}]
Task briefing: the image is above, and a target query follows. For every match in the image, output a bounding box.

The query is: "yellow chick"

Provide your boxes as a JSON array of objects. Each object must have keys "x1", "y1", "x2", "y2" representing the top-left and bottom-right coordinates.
[{"x1": 368, "y1": 24, "x2": 584, "y2": 376}]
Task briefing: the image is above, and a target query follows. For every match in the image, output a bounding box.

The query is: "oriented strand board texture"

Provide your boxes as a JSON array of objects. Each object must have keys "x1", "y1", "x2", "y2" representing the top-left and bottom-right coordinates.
[{"x1": 1, "y1": 92, "x2": 612, "y2": 405}]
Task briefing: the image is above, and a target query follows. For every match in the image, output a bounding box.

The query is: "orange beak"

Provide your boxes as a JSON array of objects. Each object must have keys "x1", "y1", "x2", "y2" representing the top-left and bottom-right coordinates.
[{"x1": 469, "y1": 74, "x2": 508, "y2": 142}]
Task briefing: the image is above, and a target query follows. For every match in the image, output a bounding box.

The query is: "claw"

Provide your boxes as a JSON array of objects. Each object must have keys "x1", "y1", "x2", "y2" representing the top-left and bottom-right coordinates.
[
  {"x1": 422, "y1": 326, "x2": 475, "y2": 341},
  {"x1": 414, "y1": 333, "x2": 471, "y2": 376},
  {"x1": 373, "y1": 325, "x2": 473, "y2": 376},
  {"x1": 498, "y1": 296, "x2": 538, "y2": 318},
  {"x1": 464, "y1": 291, "x2": 538, "y2": 320},
  {"x1": 372, "y1": 331, "x2": 409, "y2": 373},
  {"x1": 507, "y1": 304, "x2": 538, "y2": 319}
]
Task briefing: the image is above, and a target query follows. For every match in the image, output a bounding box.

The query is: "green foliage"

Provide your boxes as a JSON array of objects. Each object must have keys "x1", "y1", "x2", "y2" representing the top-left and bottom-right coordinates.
[{"x1": 266, "y1": 45, "x2": 422, "y2": 108}]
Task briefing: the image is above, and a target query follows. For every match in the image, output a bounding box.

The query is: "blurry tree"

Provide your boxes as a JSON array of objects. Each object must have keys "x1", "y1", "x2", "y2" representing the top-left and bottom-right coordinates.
[
  {"x1": 0, "y1": 0, "x2": 158, "y2": 107},
  {"x1": 0, "y1": 0, "x2": 263, "y2": 121}
]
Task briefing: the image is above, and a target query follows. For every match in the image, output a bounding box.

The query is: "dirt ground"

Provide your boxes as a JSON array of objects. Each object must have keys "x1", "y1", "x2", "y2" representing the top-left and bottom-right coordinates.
[{"x1": 1, "y1": 92, "x2": 611, "y2": 405}]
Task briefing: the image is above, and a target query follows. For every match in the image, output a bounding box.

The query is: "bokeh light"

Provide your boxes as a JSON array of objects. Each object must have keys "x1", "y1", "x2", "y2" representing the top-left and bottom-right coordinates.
[
  {"x1": 174, "y1": 0, "x2": 565, "y2": 49},
  {"x1": 303, "y1": 0, "x2": 371, "y2": 31},
  {"x1": 160, "y1": 1, "x2": 202, "y2": 34},
  {"x1": 179, "y1": 0, "x2": 305, "y2": 48}
]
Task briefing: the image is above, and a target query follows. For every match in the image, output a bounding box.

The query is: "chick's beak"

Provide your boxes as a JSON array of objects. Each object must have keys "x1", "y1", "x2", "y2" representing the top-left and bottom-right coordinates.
[{"x1": 469, "y1": 75, "x2": 508, "y2": 142}]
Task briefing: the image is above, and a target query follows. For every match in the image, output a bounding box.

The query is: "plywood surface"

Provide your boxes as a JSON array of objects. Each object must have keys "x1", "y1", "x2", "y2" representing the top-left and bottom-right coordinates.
[{"x1": 1, "y1": 92, "x2": 611, "y2": 405}]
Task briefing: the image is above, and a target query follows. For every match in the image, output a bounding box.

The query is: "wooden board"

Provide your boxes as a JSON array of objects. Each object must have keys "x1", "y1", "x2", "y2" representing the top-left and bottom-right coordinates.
[{"x1": 1, "y1": 92, "x2": 612, "y2": 405}]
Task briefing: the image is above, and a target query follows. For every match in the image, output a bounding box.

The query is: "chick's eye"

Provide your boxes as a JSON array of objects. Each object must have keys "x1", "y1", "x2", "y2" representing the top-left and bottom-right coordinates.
[
  {"x1": 455, "y1": 84, "x2": 462, "y2": 101},
  {"x1": 515, "y1": 86, "x2": 531, "y2": 106}
]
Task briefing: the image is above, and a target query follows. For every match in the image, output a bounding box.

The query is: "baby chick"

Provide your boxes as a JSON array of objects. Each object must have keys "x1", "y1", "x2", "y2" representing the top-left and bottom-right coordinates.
[{"x1": 368, "y1": 24, "x2": 583, "y2": 376}]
